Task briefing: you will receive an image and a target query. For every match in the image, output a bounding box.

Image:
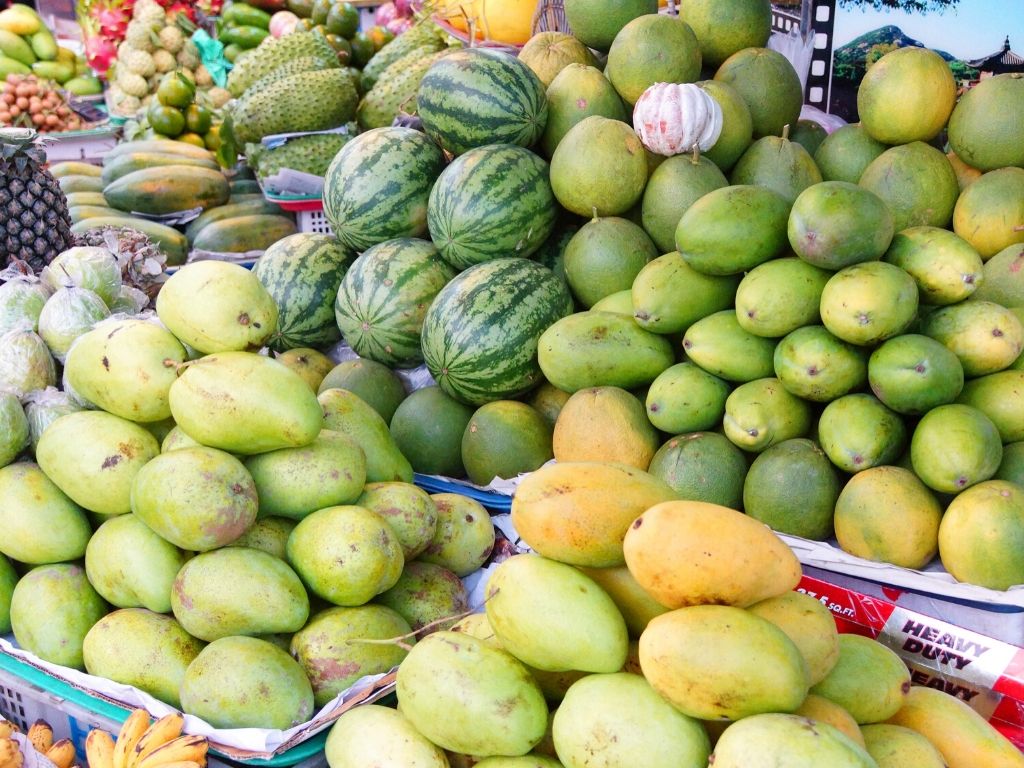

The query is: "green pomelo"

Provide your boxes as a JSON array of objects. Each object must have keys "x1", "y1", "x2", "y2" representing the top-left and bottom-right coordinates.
[
  {"x1": 947, "y1": 72, "x2": 1024, "y2": 172},
  {"x1": 811, "y1": 634, "x2": 911, "y2": 724},
  {"x1": 83, "y1": 608, "x2": 203, "y2": 709},
  {"x1": 641, "y1": 155, "x2": 727, "y2": 253},
  {"x1": 788, "y1": 181, "x2": 894, "y2": 270},
  {"x1": 10, "y1": 563, "x2": 108, "y2": 669},
  {"x1": 957, "y1": 370, "x2": 1024, "y2": 443},
  {"x1": 640, "y1": 605, "x2": 808, "y2": 721},
  {"x1": 952, "y1": 166, "x2": 1024, "y2": 260},
  {"x1": 36, "y1": 411, "x2": 159, "y2": 516},
  {"x1": 0, "y1": 461, "x2": 90, "y2": 565},
  {"x1": 318, "y1": 358, "x2": 408, "y2": 424},
  {"x1": 180, "y1": 636, "x2": 314, "y2": 729},
  {"x1": 723, "y1": 377, "x2": 812, "y2": 453},
  {"x1": 710, "y1": 714, "x2": 877, "y2": 768},
  {"x1": 563, "y1": 216, "x2": 658, "y2": 308},
  {"x1": 729, "y1": 133, "x2": 823, "y2": 204},
  {"x1": 683, "y1": 310, "x2": 777, "y2": 382},
  {"x1": 884, "y1": 226, "x2": 984, "y2": 306},
  {"x1": 834, "y1": 465, "x2": 942, "y2": 570},
  {"x1": 356, "y1": 481, "x2": 438, "y2": 560},
  {"x1": 789, "y1": 119, "x2": 828, "y2": 157},
  {"x1": 632, "y1": 251, "x2": 740, "y2": 335},
  {"x1": 0, "y1": 279, "x2": 47, "y2": 335},
  {"x1": 920, "y1": 300, "x2": 1024, "y2": 377},
  {"x1": 868, "y1": 334, "x2": 965, "y2": 415},
  {"x1": 518, "y1": 31, "x2": 596, "y2": 89},
  {"x1": 244, "y1": 430, "x2": 366, "y2": 520},
  {"x1": 131, "y1": 446, "x2": 258, "y2": 551},
  {"x1": 389, "y1": 386, "x2": 474, "y2": 478},
  {"x1": 420, "y1": 493, "x2": 495, "y2": 577},
  {"x1": 540, "y1": 64, "x2": 628, "y2": 159},
  {"x1": 606, "y1": 14, "x2": 702, "y2": 105},
  {"x1": 678, "y1": 0, "x2": 771, "y2": 69},
  {"x1": 553, "y1": 673, "x2": 710, "y2": 768},
  {"x1": 743, "y1": 438, "x2": 840, "y2": 540},
  {"x1": 319, "y1": 388, "x2": 414, "y2": 482},
  {"x1": 812, "y1": 123, "x2": 887, "y2": 184},
  {"x1": 171, "y1": 547, "x2": 309, "y2": 641},
  {"x1": 287, "y1": 505, "x2": 404, "y2": 605},
  {"x1": 396, "y1": 631, "x2": 549, "y2": 756},
  {"x1": 292, "y1": 606, "x2": 412, "y2": 707},
  {"x1": 462, "y1": 400, "x2": 553, "y2": 486},
  {"x1": 376, "y1": 561, "x2": 469, "y2": 636},
  {"x1": 645, "y1": 363, "x2": 730, "y2": 434},
  {"x1": 818, "y1": 394, "x2": 906, "y2": 474},
  {"x1": 938, "y1": 480, "x2": 1024, "y2": 591},
  {"x1": 773, "y1": 325, "x2": 867, "y2": 402},
  {"x1": 676, "y1": 184, "x2": 790, "y2": 275},
  {"x1": 562, "y1": 0, "x2": 656, "y2": 51},
  {"x1": 85, "y1": 514, "x2": 187, "y2": 613},
  {"x1": 735, "y1": 257, "x2": 831, "y2": 338},
  {"x1": 485, "y1": 554, "x2": 628, "y2": 673},
  {"x1": 861, "y1": 724, "x2": 947, "y2": 768},
  {"x1": 325, "y1": 705, "x2": 448, "y2": 768},
  {"x1": 713, "y1": 47, "x2": 803, "y2": 138},
  {"x1": 550, "y1": 116, "x2": 648, "y2": 217},
  {"x1": 0, "y1": 556, "x2": 16, "y2": 634},
  {"x1": 859, "y1": 142, "x2": 960, "y2": 233},
  {"x1": 697, "y1": 79, "x2": 754, "y2": 173},
  {"x1": 820, "y1": 261, "x2": 919, "y2": 346},
  {"x1": 37, "y1": 286, "x2": 109, "y2": 362},
  {"x1": 748, "y1": 591, "x2": 841, "y2": 686},
  {"x1": 40, "y1": 247, "x2": 119, "y2": 306},
  {"x1": 995, "y1": 441, "x2": 1024, "y2": 486},
  {"x1": 230, "y1": 516, "x2": 295, "y2": 559},
  {"x1": 647, "y1": 432, "x2": 747, "y2": 509},
  {"x1": 910, "y1": 404, "x2": 1003, "y2": 493},
  {"x1": 971, "y1": 243, "x2": 1024, "y2": 307}
]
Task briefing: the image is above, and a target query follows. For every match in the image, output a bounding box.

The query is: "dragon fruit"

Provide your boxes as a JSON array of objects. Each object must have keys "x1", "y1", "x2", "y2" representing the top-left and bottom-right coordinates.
[
  {"x1": 375, "y1": 2, "x2": 396, "y2": 25},
  {"x1": 85, "y1": 34, "x2": 118, "y2": 73},
  {"x1": 385, "y1": 16, "x2": 411, "y2": 35},
  {"x1": 394, "y1": 0, "x2": 413, "y2": 14}
]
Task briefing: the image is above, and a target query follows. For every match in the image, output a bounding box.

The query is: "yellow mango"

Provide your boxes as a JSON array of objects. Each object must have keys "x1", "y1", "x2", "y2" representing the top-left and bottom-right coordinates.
[
  {"x1": 710, "y1": 714, "x2": 877, "y2": 767},
  {"x1": 623, "y1": 500, "x2": 801, "y2": 608},
  {"x1": 811, "y1": 634, "x2": 911, "y2": 724},
  {"x1": 577, "y1": 564, "x2": 668, "y2": 637},
  {"x1": 794, "y1": 694, "x2": 865, "y2": 747},
  {"x1": 748, "y1": 592, "x2": 840, "y2": 685},
  {"x1": 886, "y1": 686, "x2": 1024, "y2": 768},
  {"x1": 511, "y1": 461, "x2": 678, "y2": 567},
  {"x1": 861, "y1": 724, "x2": 946, "y2": 768},
  {"x1": 552, "y1": 386, "x2": 660, "y2": 469}
]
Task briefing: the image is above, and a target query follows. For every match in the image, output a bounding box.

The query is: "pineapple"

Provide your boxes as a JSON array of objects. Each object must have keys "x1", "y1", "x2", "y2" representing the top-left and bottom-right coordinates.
[
  {"x1": 0, "y1": 129, "x2": 73, "y2": 274},
  {"x1": 158, "y1": 25, "x2": 184, "y2": 54},
  {"x1": 123, "y1": 49, "x2": 156, "y2": 77},
  {"x1": 153, "y1": 49, "x2": 176, "y2": 73}
]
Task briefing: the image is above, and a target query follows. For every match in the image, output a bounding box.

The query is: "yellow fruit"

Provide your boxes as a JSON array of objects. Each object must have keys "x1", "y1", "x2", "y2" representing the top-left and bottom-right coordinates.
[
  {"x1": 437, "y1": 0, "x2": 535, "y2": 45},
  {"x1": 795, "y1": 694, "x2": 865, "y2": 747},
  {"x1": 748, "y1": 592, "x2": 840, "y2": 686},
  {"x1": 953, "y1": 166, "x2": 1024, "y2": 259},
  {"x1": 552, "y1": 386, "x2": 659, "y2": 469}
]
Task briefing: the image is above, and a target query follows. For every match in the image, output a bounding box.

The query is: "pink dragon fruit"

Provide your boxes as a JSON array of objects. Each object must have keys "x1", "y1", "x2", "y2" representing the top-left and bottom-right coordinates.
[
  {"x1": 394, "y1": 0, "x2": 412, "y2": 15},
  {"x1": 385, "y1": 16, "x2": 411, "y2": 34},
  {"x1": 374, "y1": 2, "x2": 396, "y2": 25},
  {"x1": 84, "y1": 35, "x2": 117, "y2": 73},
  {"x1": 95, "y1": 7, "x2": 129, "y2": 37}
]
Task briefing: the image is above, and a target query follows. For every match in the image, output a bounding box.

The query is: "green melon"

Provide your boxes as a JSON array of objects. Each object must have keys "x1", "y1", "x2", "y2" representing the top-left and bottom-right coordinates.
[
  {"x1": 389, "y1": 386, "x2": 475, "y2": 478},
  {"x1": 605, "y1": 14, "x2": 702, "y2": 106},
  {"x1": 563, "y1": 217, "x2": 658, "y2": 308},
  {"x1": 461, "y1": 400, "x2": 553, "y2": 486},
  {"x1": 318, "y1": 358, "x2": 407, "y2": 424}
]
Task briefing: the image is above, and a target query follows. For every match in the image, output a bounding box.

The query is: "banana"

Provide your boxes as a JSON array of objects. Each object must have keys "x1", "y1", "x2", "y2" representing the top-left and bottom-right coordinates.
[
  {"x1": 0, "y1": 737, "x2": 25, "y2": 768},
  {"x1": 0, "y1": 723, "x2": 17, "y2": 739},
  {"x1": 27, "y1": 721, "x2": 53, "y2": 754},
  {"x1": 45, "y1": 739, "x2": 75, "y2": 768},
  {"x1": 126, "y1": 715, "x2": 184, "y2": 768},
  {"x1": 112, "y1": 711, "x2": 150, "y2": 768},
  {"x1": 133, "y1": 735, "x2": 207, "y2": 768},
  {"x1": 85, "y1": 730, "x2": 116, "y2": 768}
]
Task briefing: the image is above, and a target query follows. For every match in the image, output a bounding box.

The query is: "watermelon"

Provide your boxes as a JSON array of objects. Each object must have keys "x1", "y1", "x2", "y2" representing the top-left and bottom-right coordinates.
[
  {"x1": 253, "y1": 233, "x2": 355, "y2": 352},
  {"x1": 417, "y1": 48, "x2": 549, "y2": 157},
  {"x1": 334, "y1": 238, "x2": 457, "y2": 367},
  {"x1": 322, "y1": 126, "x2": 448, "y2": 252},
  {"x1": 420, "y1": 258, "x2": 574, "y2": 405},
  {"x1": 427, "y1": 144, "x2": 557, "y2": 271}
]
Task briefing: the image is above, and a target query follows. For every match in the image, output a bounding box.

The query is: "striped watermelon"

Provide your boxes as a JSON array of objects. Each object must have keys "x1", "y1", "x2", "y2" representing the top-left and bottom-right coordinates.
[
  {"x1": 420, "y1": 258, "x2": 574, "y2": 405},
  {"x1": 334, "y1": 238, "x2": 456, "y2": 367},
  {"x1": 322, "y1": 127, "x2": 447, "y2": 252},
  {"x1": 417, "y1": 48, "x2": 549, "y2": 156},
  {"x1": 427, "y1": 144, "x2": 558, "y2": 271},
  {"x1": 253, "y1": 233, "x2": 354, "y2": 352}
]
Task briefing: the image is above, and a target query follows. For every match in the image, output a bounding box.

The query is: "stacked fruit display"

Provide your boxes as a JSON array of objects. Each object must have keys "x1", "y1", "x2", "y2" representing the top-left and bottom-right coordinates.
[
  {"x1": 139, "y1": 71, "x2": 219, "y2": 145},
  {"x1": 83, "y1": 711, "x2": 208, "y2": 768},
  {"x1": 1, "y1": 75, "x2": 93, "y2": 132},
  {"x1": 285, "y1": 0, "x2": 389, "y2": 68},
  {"x1": 216, "y1": 1, "x2": 271, "y2": 63},
  {"x1": 0, "y1": 3, "x2": 100, "y2": 93}
]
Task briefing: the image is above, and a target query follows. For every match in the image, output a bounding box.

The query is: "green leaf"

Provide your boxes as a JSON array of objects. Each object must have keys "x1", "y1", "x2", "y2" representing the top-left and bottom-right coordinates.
[{"x1": 216, "y1": 112, "x2": 238, "y2": 169}]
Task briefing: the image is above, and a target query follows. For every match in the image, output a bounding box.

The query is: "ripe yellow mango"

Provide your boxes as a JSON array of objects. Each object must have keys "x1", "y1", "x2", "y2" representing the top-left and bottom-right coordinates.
[
  {"x1": 886, "y1": 686, "x2": 1024, "y2": 768},
  {"x1": 794, "y1": 694, "x2": 865, "y2": 747},
  {"x1": 861, "y1": 724, "x2": 946, "y2": 768},
  {"x1": 639, "y1": 605, "x2": 809, "y2": 721},
  {"x1": 748, "y1": 592, "x2": 840, "y2": 685},
  {"x1": 577, "y1": 564, "x2": 668, "y2": 637},
  {"x1": 511, "y1": 461, "x2": 678, "y2": 567},
  {"x1": 710, "y1": 714, "x2": 877, "y2": 767},
  {"x1": 623, "y1": 500, "x2": 801, "y2": 608},
  {"x1": 811, "y1": 634, "x2": 911, "y2": 723},
  {"x1": 325, "y1": 705, "x2": 448, "y2": 768}
]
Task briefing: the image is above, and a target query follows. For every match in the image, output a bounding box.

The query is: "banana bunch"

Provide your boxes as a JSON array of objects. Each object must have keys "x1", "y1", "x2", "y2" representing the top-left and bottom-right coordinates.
[
  {"x1": 1, "y1": 719, "x2": 75, "y2": 768},
  {"x1": 84, "y1": 711, "x2": 206, "y2": 768}
]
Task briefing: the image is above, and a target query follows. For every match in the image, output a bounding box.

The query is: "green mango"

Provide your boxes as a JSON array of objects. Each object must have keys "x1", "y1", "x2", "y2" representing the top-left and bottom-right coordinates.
[
  {"x1": 161, "y1": 426, "x2": 203, "y2": 452},
  {"x1": 818, "y1": 394, "x2": 907, "y2": 473},
  {"x1": 632, "y1": 252, "x2": 740, "y2": 336},
  {"x1": 788, "y1": 181, "x2": 894, "y2": 270},
  {"x1": 645, "y1": 363, "x2": 730, "y2": 434},
  {"x1": 170, "y1": 547, "x2": 310, "y2": 641},
  {"x1": 318, "y1": 388, "x2": 413, "y2": 482},
  {"x1": 723, "y1": 378, "x2": 812, "y2": 453},
  {"x1": 10, "y1": 563, "x2": 109, "y2": 669},
  {"x1": 0, "y1": 29, "x2": 35, "y2": 65},
  {"x1": 820, "y1": 262, "x2": 919, "y2": 346},
  {"x1": 0, "y1": 55, "x2": 30, "y2": 77},
  {"x1": 773, "y1": 325, "x2": 868, "y2": 402},
  {"x1": 0, "y1": 555, "x2": 16, "y2": 634},
  {"x1": 356, "y1": 482, "x2": 437, "y2": 559},
  {"x1": 861, "y1": 724, "x2": 947, "y2": 768},
  {"x1": 910, "y1": 404, "x2": 1002, "y2": 494},
  {"x1": 326, "y1": 706, "x2": 448, "y2": 768},
  {"x1": 29, "y1": 28, "x2": 57, "y2": 61},
  {"x1": 748, "y1": 591, "x2": 841, "y2": 686},
  {"x1": 811, "y1": 634, "x2": 911, "y2": 724},
  {"x1": 230, "y1": 516, "x2": 295, "y2": 559},
  {"x1": 84, "y1": 514, "x2": 187, "y2": 613},
  {"x1": 169, "y1": 352, "x2": 324, "y2": 455},
  {"x1": 376, "y1": 561, "x2": 468, "y2": 636},
  {"x1": 396, "y1": 631, "x2": 549, "y2": 757},
  {"x1": 63, "y1": 75, "x2": 103, "y2": 95},
  {"x1": 180, "y1": 636, "x2": 314, "y2": 729},
  {"x1": 710, "y1": 713, "x2": 877, "y2": 767},
  {"x1": 956, "y1": 370, "x2": 1024, "y2": 443},
  {"x1": 418, "y1": 493, "x2": 496, "y2": 577},
  {"x1": 82, "y1": 608, "x2": 204, "y2": 709},
  {"x1": 735, "y1": 257, "x2": 831, "y2": 338},
  {"x1": 31, "y1": 60, "x2": 73, "y2": 83},
  {"x1": 868, "y1": 334, "x2": 965, "y2": 415},
  {"x1": 683, "y1": 310, "x2": 777, "y2": 382},
  {"x1": 920, "y1": 300, "x2": 1024, "y2": 377},
  {"x1": 884, "y1": 226, "x2": 983, "y2": 306}
]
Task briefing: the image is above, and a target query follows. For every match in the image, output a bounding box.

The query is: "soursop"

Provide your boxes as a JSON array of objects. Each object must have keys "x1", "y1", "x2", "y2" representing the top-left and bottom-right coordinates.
[
  {"x1": 357, "y1": 47, "x2": 449, "y2": 130},
  {"x1": 246, "y1": 130, "x2": 356, "y2": 180},
  {"x1": 359, "y1": 21, "x2": 446, "y2": 91},
  {"x1": 243, "y1": 54, "x2": 338, "y2": 95},
  {"x1": 226, "y1": 30, "x2": 338, "y2": 97},
  {"x1": 231, "y1": 68, "x2": 359, "y2": 143}
]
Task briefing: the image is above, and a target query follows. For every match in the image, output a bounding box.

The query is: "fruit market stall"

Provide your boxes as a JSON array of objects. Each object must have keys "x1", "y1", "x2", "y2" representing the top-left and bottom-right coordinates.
[{"x1": 3, "y1": 0, "x2": 1024, "y2": 765}]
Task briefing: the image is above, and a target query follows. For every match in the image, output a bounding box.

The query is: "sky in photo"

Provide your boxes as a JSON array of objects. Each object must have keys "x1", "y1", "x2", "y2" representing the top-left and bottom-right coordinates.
[{"x1": 832, "y1": 0, "x2": 1024, "y2": 60}]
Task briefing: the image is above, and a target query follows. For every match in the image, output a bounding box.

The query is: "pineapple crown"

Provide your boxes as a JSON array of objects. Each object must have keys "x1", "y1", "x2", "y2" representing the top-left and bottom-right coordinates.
[{"x1": 0, "y1": 129, "x2": 47, "y2": 171}]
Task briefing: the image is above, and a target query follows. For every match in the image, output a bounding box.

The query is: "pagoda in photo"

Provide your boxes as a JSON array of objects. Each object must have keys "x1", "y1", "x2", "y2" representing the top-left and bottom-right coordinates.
[{"x1": 969, "y1": 36, "x2": 1024, "y2": 77}]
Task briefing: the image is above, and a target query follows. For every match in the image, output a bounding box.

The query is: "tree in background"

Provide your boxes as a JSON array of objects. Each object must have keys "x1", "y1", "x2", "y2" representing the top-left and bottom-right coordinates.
[{"x1": 838, "y1": 0, "x2": 960, "y2": 10}]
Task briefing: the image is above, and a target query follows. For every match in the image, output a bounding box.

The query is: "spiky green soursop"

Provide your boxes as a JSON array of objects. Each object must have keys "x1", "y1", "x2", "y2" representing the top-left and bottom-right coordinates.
[
  {"x1": 243, "y1": 54, "x2": 338, "y2": 95},
  {"x1": 357, "y1": 47, "x2": 449, "y2": 130},
  {"x1": 227, "y1": 30, "x2": 338, "y2": 97},
  {"x1": 248, "y1": 131, "x2": 355, "y2": 180},
  {"x1": 359, "y1": 21, "x2": 446, "y2": 92},
  {"x1": 231, "y1": 68, "x2": 359, "y2": 143}
]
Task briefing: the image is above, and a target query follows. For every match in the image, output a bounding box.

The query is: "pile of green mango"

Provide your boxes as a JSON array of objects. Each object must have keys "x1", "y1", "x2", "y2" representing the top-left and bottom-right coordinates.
[{"x1": 0, "y1": 3, "x2": 100, "y2": 93}]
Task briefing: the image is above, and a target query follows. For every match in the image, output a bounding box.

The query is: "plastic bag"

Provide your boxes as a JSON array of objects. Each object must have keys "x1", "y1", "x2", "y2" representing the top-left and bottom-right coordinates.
[
  {"x1": 37, "y1": 286, "x2": 111, "y2": 363},
  {"x1": 0, "y1": 389, "x2": 30, "y2": 467},
  {"x1": 23, "y1": 386, "x2": 87, "y2": 453},
  {"x1": 0, "y1": 275, "x2": 49, "y2": 334},
  {"x1": 107, "y1": 285, "x2": 151, "y2": 315},
  {"x1": 40, "y1": 246, "x2": 122, "y2": 308},
  {"x1": 0, "y1": 329, "x2": 57, "y2": 398}
]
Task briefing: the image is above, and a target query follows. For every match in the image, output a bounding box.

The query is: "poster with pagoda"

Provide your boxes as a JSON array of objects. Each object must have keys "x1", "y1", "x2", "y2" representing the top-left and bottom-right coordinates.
[{"x1": 811, "y1": 0, "x2": 1024, "y2": 121}]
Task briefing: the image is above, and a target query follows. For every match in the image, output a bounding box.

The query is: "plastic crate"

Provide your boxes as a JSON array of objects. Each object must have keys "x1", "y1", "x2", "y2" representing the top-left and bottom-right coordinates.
[{"x1": 296, "y1": 208, "x2": 334, "y2": 236}]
